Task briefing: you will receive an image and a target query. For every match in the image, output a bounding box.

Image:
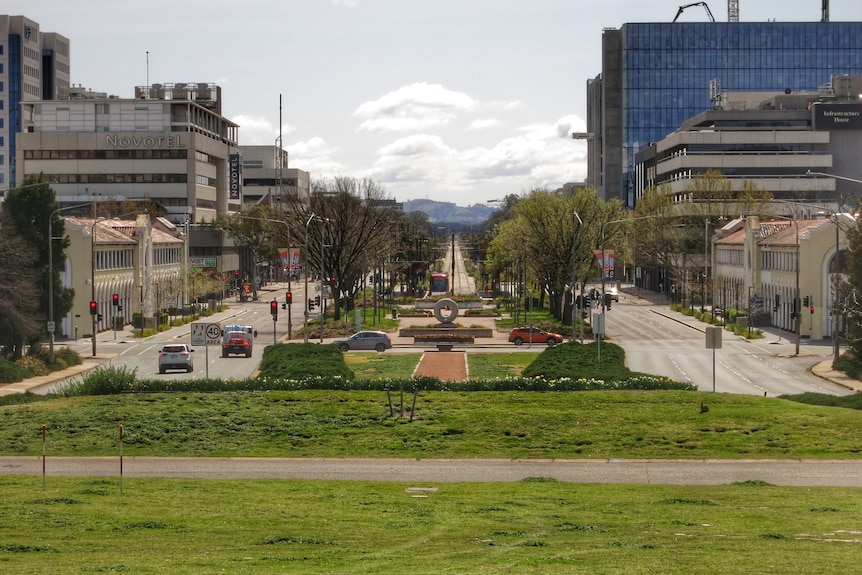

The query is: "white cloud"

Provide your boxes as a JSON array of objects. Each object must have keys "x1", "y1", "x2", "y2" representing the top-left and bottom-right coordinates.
[
  {"x1": 467, "y1": 118, "x2": 503, "y2": 130},
  {"x1": 234, "y1": 115, "x2": 295, "y2": 146},
  {"x1": 354, "y1": 83, "x2": 476, "y2": 133},
  {"x1": 286, "y1": 137, "x2": 347, "y2": 174}
]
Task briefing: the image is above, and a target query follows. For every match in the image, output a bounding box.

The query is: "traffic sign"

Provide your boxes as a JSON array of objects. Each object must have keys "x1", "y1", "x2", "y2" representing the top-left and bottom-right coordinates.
[
  {"x1": 206, "y1": 323, "x2": 222, "y2": 345},
  {"x1": 191, "y1": 322, "x2": 207, "y2": 346},
  {"x1": 47, "y1": 321, "x2": 55, "y2": 333}
]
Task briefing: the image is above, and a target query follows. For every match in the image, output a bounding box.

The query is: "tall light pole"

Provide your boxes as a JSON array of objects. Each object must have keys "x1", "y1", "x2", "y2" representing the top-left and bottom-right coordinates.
[
  {"x1": 47, "y1": 200, "x2": 100, "y2": 364},
  {"x1": 571, "y1": 211, "x2": 583, "y2": 343},
  {"x1": 303, "y1": 213, "x2": 329, "y2": 343}
]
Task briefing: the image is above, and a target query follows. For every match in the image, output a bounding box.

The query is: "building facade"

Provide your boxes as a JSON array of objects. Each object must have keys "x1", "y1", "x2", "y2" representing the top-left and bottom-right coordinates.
[
  {"x1": 588, "y1": 21, "x2": 862, "y2": 206},
  {"x1": 63, "y1": 215, "x2": 184, "y2": 339},
  {"x1": 0, "y1": 15, "x2": 70, "y2": 189},
  {"x1": 239, "y1": 144, "x2": 310, "y2": 209},
  {"x1": 712, "y1": 214, "x2": 852, "y2": 340},
  {"x1": 635, "y1": 76, "x2": 862, "y2": 208},
  {"x1": 16, "y1": 82, "x2": 240, "y2": 224}
]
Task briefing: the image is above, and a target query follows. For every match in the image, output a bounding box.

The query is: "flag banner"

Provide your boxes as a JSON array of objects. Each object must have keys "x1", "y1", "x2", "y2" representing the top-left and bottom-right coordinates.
[{"x1": 593, "y1": 249, "x2": 615, "y2": 281}]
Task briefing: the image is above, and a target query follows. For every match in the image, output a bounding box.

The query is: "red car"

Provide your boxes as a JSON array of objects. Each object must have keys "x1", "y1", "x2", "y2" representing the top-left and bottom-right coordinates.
[{"x1": 508, "y1": 327, "x2": 564, "y2": 346}]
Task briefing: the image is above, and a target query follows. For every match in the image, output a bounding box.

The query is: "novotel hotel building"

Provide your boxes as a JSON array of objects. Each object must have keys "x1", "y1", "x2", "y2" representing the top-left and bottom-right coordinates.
[{"x1": 15, "y1": 82, "x2": 241, "y2": 224}]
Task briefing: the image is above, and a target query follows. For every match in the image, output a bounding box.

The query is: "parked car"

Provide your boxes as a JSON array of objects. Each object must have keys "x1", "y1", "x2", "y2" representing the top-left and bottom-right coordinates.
[
  {"x1": 333, "y1": 331, "x2": 393, "y2": 352},
  {"x1": 605, "y1": 287, "x2": 619, "y2": 302},
  {"x1": 508, "y1": 327, "x2": 564, "y2": 346},
  {"x1": 158, "y1": 344, "x2": 194, "y2": 373}
]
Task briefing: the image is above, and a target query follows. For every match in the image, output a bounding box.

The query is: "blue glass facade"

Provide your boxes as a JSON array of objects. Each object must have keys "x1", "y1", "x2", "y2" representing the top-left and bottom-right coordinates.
[{"x1": 609, "y1": 21, "x2": 862, "y2": 204}]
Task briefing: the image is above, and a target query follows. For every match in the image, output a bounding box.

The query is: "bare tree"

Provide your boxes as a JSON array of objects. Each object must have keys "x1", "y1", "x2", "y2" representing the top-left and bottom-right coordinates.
[{"x1": 0, "y1": 211, "x2": 43, "y2": 358}]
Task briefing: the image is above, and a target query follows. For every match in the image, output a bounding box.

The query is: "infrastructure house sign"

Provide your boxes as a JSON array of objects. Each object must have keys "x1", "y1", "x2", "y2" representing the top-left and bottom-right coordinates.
[
  {"x1": 105, "y1": 135, "x2": 187, "y2": 148},
  {"x1": 812, "y1": 103, "x2": 862, "y2": 131}
]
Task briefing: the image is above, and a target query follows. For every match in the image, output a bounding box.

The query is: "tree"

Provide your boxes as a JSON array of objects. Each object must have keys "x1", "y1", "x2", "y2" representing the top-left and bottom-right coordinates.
[
  {"x1": 0, "y1": 211, "x2": 43, "y2": 358},
  {"x1": 839, "y1": 206, "x2": 862, "y2": 361},
  {"x1": 1, "y1": 176, "x2": 74, "y2": 357},
  {"x1": 280, "y1": 176, "x2": 401, "y2": 319}
]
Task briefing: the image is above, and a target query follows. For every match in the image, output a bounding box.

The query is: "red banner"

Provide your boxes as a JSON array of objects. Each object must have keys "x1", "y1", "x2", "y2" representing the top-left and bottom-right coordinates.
[{"x1": 593, "y1": 249, "x2": 615, "y2": 281}]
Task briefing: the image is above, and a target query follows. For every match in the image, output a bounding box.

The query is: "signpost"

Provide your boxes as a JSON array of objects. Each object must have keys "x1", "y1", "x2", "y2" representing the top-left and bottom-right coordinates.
[
  {"x1": 705, "y1": 326, "x2": 723, "y2": 392},
  {"x1": 191, "y1": 322, "x2": 222, "y2": 379}
]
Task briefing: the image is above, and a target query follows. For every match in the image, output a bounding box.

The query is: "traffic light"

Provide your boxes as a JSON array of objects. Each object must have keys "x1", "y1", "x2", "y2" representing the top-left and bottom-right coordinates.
[
  {"x1": 89, "y1": 300, "x2": 98, "y2": 315},
  {"x1": 112, "y1": 293, "x2": 119, "y2": 307},
  {"x1": 307, "y1": 298, "x2": 316, "y2": 310},
  {"x1": 286, "y1": 291, "x2": 293, "y2": 305},
  {"x1": 222, "y1": 274, "x2": 227, "y2": 282},
  {"x1": 234, "y1": 270, "x2": 240, "y2": 279},
  {"x1": 315, "y1": 295, "x2": 321, "y2": 308},
  {"x1": 803, "y1": 295, "x2": 809, "y2": 307},
  {"x1": 604, "y1": 293, "x2": 612, "y2": 309},
  {"x1": 270, "y1": 300, "x2": 278, "y2": 318},
  {"x1": 810, "y1": 305, "x2": 815, "y2": 314}
]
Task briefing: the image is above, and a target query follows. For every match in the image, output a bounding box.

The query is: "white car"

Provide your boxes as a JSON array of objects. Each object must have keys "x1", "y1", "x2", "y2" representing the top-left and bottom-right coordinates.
[
  {"x1": 605, "y1": 287, "x2": 619, "y2": 302},
  {"x1": 158, "y1": 344, "x2": 194, "y2": 374}
]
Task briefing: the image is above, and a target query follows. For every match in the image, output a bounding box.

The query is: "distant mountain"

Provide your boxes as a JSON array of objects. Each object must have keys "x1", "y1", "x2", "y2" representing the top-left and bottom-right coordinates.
[{"x1": 403, "y1": 199, "x2": 494, "y2": 224}]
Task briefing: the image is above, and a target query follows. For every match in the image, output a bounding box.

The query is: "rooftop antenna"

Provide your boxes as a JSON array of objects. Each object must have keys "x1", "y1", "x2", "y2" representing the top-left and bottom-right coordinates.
[
  {"x1": 728, "y1": 0, "x2": 738, "y2": 22},
  {"x1": 821, "y1": 0, "x2": 829, "y2": 23},
  {"x1": 146, "y1": 51, "x2": 149, "y2": 95}
]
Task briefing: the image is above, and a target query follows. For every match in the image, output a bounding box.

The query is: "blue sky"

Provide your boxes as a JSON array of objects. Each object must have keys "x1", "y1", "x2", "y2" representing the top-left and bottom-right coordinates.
[{"x1": 22, "y1": 0, "x2": 861, "y2": 206}]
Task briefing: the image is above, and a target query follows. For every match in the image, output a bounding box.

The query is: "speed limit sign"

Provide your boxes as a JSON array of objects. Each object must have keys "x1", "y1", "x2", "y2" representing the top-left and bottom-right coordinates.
[{"x1": 205, "y1": 323, "x2": 222, "y2": 344}]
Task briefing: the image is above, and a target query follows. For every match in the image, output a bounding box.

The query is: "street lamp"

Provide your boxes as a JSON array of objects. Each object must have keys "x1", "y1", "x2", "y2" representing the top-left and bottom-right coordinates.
[
  {"x1": 47, "y1": 200, "x2": 100, "y2": 363},
  {"x1": 571, "y1": 211, "x2": 583, "y2": 343},
  {"x1": 303, "y1": 213, "x2": 329, "y2": 343}
]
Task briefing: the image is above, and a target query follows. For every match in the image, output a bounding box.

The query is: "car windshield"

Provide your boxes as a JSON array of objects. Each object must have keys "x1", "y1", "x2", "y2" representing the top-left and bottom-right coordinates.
[{"x1": 162, "y1": 345, "x2": 185, "y2": 353}]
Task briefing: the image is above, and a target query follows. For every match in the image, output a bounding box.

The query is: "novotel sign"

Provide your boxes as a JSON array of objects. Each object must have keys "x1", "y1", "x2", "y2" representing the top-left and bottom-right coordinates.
[{"x1": 105, "y1": 135, "x2": 187, "y2": 148}]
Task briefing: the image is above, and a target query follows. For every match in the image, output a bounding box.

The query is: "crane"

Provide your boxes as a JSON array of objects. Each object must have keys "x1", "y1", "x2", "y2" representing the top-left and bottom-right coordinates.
[{"x1": 673, "y1": 2, "x2": 716, "y2": 22}]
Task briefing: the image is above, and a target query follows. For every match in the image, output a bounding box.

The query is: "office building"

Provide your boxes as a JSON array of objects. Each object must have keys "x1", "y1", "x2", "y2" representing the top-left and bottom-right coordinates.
[
  {"x1": 240, "y1": 144, "x2": 310, "y2": 209},
  {"x1": 16, "y1": 82, "x2": 240, "y2": 224},
  {"x1": 588, "y1": 21, "x2": 862, "y2": 206},
  {"x1": 635, "y1": 75, "x2": 862, "y2": 209},
  {"x1": 0, "y1": 15, "x2": 70, "y2": 189}
]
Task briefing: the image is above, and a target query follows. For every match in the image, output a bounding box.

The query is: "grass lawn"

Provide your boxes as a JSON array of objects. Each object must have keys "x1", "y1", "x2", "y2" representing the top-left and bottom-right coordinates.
[{"x1": 1, "y1": 475, "x2": 858, "y2": 574}]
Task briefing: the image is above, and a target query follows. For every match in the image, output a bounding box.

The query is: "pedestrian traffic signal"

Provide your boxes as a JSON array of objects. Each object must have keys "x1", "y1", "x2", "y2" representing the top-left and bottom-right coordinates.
[
  {"x1": 112, "y1": 293, "x2": 119, "y2": 307},
  {"x1": 803, "y1": 295, "x2": 809, "y2": 307},
  {"x1": 89, "y1": 301, "x2": 98, "y2": 315},
  {"x1": 270, "y1": 300, "x2": 278, "y2": 318}
]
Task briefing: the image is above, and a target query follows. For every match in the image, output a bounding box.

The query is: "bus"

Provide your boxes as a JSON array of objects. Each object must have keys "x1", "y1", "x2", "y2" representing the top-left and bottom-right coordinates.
[{"x1": 429, "y1": 272, "x2": 449, "y2": 296}]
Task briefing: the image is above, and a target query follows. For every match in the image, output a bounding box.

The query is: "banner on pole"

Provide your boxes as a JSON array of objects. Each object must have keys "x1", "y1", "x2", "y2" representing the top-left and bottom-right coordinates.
[{"x1": 594, "y1": 249, "x2": 616, "y2": 281}]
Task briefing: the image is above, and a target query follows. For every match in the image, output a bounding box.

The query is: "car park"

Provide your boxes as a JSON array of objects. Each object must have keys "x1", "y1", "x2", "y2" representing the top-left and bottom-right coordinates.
[
  {"x1": 333, "y1": 331, "x2": 393, "y2": 352},
  {"x1": 508, "y1": 326, "x2": 564, "y2": 346},
  {"x1": 158, "y1": 344, "x2": 194, "y2": 373}
]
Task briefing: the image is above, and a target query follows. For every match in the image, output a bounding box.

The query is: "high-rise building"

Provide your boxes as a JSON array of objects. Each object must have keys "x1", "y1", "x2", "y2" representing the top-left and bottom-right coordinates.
[
  {"x1": 16, "y1": 82, "x2": 240, "y2": 224},
  {"x1": 587, "y1": 21, "x2": 862, "y2": 206},
  {"x1": 0, "y1": 15, "x2": 70, "y2": 189}
]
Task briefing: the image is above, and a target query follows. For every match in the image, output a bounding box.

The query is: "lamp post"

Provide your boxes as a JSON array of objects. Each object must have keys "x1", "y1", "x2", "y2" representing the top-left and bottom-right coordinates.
[
  {"x1": 90, "y1": 217, "x2": 104, "y2": 358},
  {"x1": 303, "y1": 213, "x2": 329, "y2": 343},
  {"x1": 571, "y1": 211, "x2": 583, "y2": 343},
  {"x1": 47, "y1": 200, "x2": 100, "y2": 364}
]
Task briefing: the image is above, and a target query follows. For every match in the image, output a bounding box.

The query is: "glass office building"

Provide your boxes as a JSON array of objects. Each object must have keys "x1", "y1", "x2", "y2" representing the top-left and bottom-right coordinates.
[{"x1": 589, "y1": 21, "x2": 862, "y2": 205}]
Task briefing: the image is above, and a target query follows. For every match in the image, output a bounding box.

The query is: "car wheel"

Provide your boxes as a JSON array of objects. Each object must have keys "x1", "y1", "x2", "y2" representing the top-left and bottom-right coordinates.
[
  {"x1": 375, "y1": 343, "x2": 387, "y2": 352},
  {"x1": 339, "y1": 343, "x2": 350, "y2": 352},
  {"x1": 547, "y1": 338, "x2": 557, "y2": 346},
  {"x1": 513, "y1": 337, "x2": 524, "y2": 346},
  {"x1": 222, "y1": 351, "x2": 227, "y2": 358},
  {"x1": 246, "y1": 351, "x2": 251, "y2": 358},
  {"x1": 159, "y1": 367, "x2": 165, "y2": 374},
  {"x1": 187, "y1": 366, "x2": 193, "y2": 373}
]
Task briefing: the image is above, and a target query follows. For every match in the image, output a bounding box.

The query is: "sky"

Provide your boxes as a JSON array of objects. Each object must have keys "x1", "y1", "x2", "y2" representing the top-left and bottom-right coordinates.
[{"x1": 22, "y1": 0, "x2": 860, "y2": 207}]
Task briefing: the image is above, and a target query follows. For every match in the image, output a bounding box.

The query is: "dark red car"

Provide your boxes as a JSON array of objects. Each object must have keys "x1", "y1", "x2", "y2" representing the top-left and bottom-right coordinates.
[{"x1": 508, "y1": 327, "x2": 564, "y2": 346}]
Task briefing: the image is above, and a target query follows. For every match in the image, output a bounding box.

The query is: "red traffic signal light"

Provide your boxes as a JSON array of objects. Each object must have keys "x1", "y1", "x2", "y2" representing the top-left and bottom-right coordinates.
[
  {"x1": 222, "y1": 274, "x2": 227, "y2": 282},
  {"x1": 270, "y1": 300, "x2": 278, "y2": 316},
  {"x1": 234, "y1": 270, "x2": 240, "y2": 279},
  {"x1": 285, "y1": 292, "x2": 293, "y2": 304},
  {"x1": 112, "y1": 293, "x2": 119, "y2": 306},
  {"x1": 89, "y1": 300, "x2": 98, "y2": 315},
  {"x1": 810, "y1": 305, "x2": 815, "y2": 314}
]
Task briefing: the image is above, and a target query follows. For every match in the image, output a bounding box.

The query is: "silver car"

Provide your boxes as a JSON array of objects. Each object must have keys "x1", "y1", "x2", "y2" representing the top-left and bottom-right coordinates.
[
  {"x1": 333, "y1": 331, "x2": 392, "y2": 352},
  {"x1": 158, "y1": 344, "x2": 194, "y2": 373}
]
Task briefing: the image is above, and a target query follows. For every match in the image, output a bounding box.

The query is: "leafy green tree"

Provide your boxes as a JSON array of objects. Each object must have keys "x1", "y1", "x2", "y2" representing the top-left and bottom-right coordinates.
[
  {"x1": 1, "y1": 176, "x2": 73, "y2": 357},
  {"x1": 0, "y1": 211, "x2": 43, "y2": 358}
]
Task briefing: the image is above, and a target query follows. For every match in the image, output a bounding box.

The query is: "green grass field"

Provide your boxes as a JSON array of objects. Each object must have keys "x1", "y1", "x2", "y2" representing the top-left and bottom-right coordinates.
[{"x1": 2, "y1": 351, "x2": 861, "y2": 573}]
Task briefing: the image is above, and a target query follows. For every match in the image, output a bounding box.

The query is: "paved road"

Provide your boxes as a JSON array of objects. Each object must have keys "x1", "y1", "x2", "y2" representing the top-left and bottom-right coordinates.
[{"x1": 3, "y1": 456, "x2": 862, "y2": 486}]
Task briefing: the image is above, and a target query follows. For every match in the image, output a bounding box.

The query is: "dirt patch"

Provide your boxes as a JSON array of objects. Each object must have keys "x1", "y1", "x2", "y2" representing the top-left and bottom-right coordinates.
[{"x1": 413, "y1": 351, "x2": 468, "y2": 381}]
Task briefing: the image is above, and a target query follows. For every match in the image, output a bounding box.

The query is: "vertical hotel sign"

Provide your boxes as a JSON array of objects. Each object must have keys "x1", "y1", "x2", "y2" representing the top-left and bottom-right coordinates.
[{"x1": 229, "y1": 154, "x2": 242, "y2": 200}]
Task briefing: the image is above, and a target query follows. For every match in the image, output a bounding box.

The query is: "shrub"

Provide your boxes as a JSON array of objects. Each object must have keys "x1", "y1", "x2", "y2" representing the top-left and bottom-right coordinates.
[
  {"x1": 0, "y1": 359, "x2": 27, "y2": 383},
  {"x1": 16, "y1": 355, "x2": 48, "y2": 377},
  {"x1": 257, "y1": 343, "x2": 354, "y2": 380},
  {"x1": 414, "y1": 333, "x2": 475, "y2": 344}
]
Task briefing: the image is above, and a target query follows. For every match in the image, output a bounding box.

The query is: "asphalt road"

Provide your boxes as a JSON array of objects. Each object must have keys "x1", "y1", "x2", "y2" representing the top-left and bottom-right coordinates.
[{"x1": 3, "y1": 456, "x2": 862, "y2": 486}]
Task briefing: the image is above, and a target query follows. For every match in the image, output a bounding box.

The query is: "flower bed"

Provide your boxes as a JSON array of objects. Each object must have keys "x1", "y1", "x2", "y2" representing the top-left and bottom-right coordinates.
[{"x1": 413, "y1": 333, "x2": 475, "y2": 344}]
